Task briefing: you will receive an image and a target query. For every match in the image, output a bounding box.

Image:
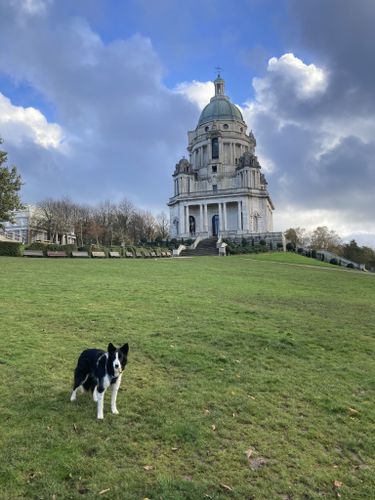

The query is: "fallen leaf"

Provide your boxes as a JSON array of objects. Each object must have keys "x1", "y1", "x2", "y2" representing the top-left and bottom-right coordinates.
[
  {"x1": 143, "y1": 465, "x2": 153, "y2": 471},
  {"x1": 348, "y1": 407, "x2": 359, "y2": 414},
  {"x1": 249, "y1": 457, "x2": 268, "y2": 470},
  {"x1": 220, "y1": 483, "x2": 233, "y2": 491},
  {"x1": 333, "y1": 480, "x2": 342, "y2": 489},
  {"x1": 73, "y1": 424, "x2": 78, "y2": 432},
  {"x1": 248, "y1": 395, "x2": 256, "y2": 400},
  {"x1": 204, "y1": 409, "x2": 210, "y2": 415},
  {"x1": 245, "y1": 448, "x2": 253, "y2": 460},
  {"x1": 171, "y1": 447, "x2": 178, "y2": 452},
  {"x1": 211, "y1": 424, "x2": 216, "y2": 431},
  {"x1": 98, "y1": 488, "x2": 110, "y2": 495}
]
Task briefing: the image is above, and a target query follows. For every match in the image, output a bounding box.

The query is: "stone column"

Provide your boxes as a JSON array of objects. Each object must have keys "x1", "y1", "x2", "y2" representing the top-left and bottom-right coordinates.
[
  {"x1": 218, "y1": 203, "x2": 222, "y2": 234},
  {"x1": 204, "y1": 204, "x2": 208, "y2": 233},
  {"x1": 243, "y1": 199, "x2": 251, "y2": 231},
  {"x1": 237, "y1": 201, "x2": 242, "y2": 231},
  {"x1": 186, "y1": 205, "x2": 190, "y2": 236},
  {"x1": 223, "y1": 202, "x2": 227, "y2": 231},
  {"x1": 200, "y1": 205, "x2": 204, "y2": 232},
  {"x1": 179, "y1": 204, "x2": 185, "y2": 235}
]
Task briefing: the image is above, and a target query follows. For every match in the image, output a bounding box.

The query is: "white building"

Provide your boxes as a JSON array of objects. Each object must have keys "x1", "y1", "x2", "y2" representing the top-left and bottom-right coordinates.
[
  {"x1": 168, "y1": 74, "x2": 282, "y2": 246},
  {"x1": 2, "y1": 205, "x2": 76, "y2": 245}
]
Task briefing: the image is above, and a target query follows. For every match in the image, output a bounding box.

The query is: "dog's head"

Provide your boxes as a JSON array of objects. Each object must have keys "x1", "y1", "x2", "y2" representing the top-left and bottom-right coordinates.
[{"x1": 107, "y1": 342, "x2": 129, "y2": 377}]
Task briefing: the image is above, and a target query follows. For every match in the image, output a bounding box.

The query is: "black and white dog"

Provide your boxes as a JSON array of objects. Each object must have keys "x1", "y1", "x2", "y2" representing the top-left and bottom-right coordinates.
[{"x1": 70, "y1": 342, "x2": 129, "y2": 419}]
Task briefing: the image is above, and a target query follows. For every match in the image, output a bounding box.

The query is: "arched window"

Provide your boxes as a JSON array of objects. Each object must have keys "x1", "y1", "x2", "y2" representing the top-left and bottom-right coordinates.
[{"x1": 211, "y1": 138, "x2": 219, "y2": 159}]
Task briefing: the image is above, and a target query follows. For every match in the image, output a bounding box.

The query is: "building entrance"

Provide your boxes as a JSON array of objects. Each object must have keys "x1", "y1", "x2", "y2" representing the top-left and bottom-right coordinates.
[{"x1": 212, "y1": 214, "x2": 219, "y2": 236}]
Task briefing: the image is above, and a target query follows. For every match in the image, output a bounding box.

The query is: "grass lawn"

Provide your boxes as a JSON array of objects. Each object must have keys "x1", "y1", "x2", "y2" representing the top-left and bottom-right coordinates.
[{"x1": 0, "y1": 254, "x2": 374, "y2": 499}]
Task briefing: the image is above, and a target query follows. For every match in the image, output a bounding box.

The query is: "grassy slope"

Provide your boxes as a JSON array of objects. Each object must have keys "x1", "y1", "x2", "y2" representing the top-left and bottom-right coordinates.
[{"x1": 0, "y1": 254, "x2": 374, "y2": 499}]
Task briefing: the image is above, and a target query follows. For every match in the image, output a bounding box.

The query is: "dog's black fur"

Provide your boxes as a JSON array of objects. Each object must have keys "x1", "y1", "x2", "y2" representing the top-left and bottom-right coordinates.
[{"x1": 70, "y1": 342, "x2": 129, "y2": 419}]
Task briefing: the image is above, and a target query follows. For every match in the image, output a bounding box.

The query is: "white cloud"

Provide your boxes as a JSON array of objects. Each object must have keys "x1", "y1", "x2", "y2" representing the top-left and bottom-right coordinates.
[
  {"x1": 9, "y1": 0, "x2": 52, "y2": 16},
  {"x1": 0, "y1": 93, "x2": 64, "y2": 149},
  {"x1": 174, "y1": 80, "x2": 214, "y2": 110}
]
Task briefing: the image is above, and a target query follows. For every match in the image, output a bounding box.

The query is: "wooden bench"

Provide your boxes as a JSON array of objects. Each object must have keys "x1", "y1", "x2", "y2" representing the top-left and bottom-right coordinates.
[
  {"x1": 91, "y1": 251, "x2": 106, "y2": 258},
  {"x1": 109, "y1": 251, "x2": 121, "y2": 258},
  {"x1": 71, "y1": 251, "x2": 89, "y2": 258},
  {"x1": 125, "y1": 251, "x2": 134, "y2": 258},
  {"x1": 23, "y1": 250, "x2": 44, "y2": 257},
  {"x1": 47, "y1": 251, "x2": 67, "y2": 257},
  {"x1": 134, "y1": 250, "x2": 144, "y2": 258}
]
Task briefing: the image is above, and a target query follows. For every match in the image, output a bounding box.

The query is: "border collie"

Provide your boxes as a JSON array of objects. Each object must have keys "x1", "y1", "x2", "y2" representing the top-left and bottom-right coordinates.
[{"x1": 70, "y1": 343, "x2": 129, "y2": 419}]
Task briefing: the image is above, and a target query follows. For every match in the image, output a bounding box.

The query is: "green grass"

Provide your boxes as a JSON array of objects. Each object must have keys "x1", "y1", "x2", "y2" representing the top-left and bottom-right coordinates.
[{"x1": 0, "y1": 254, "x2": 374, "y2": 499}]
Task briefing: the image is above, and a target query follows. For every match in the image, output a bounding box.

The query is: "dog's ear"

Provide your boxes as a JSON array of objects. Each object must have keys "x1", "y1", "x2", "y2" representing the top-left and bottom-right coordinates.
[
  {"x1": 120, "y1": 343, "x2": 129, "y2": 356},
  {"x1": 107, "y1": 342, "x2": 116, "y2": 354}
]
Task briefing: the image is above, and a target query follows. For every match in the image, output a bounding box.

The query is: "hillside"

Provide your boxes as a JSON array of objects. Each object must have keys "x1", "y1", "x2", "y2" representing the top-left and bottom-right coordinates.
[{"x1": 0, "y1": 255, "x2": 374, "y2": 499}]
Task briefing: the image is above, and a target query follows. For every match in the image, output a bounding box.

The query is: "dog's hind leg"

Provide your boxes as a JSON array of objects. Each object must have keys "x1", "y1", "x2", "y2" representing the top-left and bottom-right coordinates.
[{"x1": 70, "y1": 371, "x2": 88, "y2": 402}]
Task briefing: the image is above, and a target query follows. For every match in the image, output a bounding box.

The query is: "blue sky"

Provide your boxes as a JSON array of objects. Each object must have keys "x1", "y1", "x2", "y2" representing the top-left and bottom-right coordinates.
[{"x1": 0, "y1": 0, "x2": 374, "y2": 246}]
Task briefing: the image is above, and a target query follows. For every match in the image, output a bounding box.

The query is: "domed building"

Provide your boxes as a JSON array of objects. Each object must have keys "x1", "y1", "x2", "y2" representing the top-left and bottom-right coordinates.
[{"x1": 168, "y1": 74, "x2": 283, "y2": 249}]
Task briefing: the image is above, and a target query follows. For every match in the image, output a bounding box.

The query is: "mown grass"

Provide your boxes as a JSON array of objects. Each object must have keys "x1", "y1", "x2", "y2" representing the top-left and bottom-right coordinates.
[{"x1": 0, "y1": 254, "x2": 374, "y2": 499}]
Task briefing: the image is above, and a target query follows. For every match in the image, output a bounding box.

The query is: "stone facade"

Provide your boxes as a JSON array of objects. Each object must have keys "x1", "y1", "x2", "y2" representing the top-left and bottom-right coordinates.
[{"x1": 168, "y1": 74, "x2": 282, "y2": 247}]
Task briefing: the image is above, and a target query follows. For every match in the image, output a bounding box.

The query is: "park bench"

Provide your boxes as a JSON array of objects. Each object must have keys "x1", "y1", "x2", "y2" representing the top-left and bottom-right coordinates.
[
  {"x1": 149, "y1": 250, "x2": 158, "y2": 257},
  {"x1": 134, "y1": 249, "x2": 144, "y2": 258},
  {"x1": 91, "y1": 251, "x2": 106, "y2": 258},
  {"x1": 125, "y1": 251, "x2": 134, "y2": 258},
  {"x1": 71, "y1": 251, "x2": 89, "y2": 258},
  {"x1": 142, "y1": 250, "x2": 152, "y2": 258},
  {"x1": 47, "y1": 251, "x2": 67, "y2": 257},
  {"x1": 23, "y1": 250, "x2": 44, "y2": 257},
  {"x1": 109, "y1": 251, "x2": 121, "y2": 258}
]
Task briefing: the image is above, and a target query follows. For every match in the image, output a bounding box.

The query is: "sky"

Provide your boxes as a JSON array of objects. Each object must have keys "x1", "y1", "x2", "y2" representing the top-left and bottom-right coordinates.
[{"x1": 0, "y1": 0, "x2": 374, "y2": 246}]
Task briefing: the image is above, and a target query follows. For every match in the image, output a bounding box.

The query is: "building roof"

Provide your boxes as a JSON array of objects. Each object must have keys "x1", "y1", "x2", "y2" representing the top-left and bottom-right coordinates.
[{"x1": 198, "y1": 95, "x2": 244, "y2": 127}]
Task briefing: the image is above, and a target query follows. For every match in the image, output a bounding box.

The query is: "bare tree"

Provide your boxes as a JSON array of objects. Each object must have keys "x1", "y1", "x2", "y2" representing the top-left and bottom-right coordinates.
[
  {"x1": 284, "y1": 227, "x2": 308, "y2": 249},
  {"x1": 32, "y1": 198, "x2": 76, "y2": 244},
  {"x1": 114, "y1": 199, "x2": 135, "y2": 246},
  {"x1": 155, "y1": 212, "x2": 170, "y2": 240},
  {"x1": 309, "y1": 226, "x2": 342, "y2": 252}
]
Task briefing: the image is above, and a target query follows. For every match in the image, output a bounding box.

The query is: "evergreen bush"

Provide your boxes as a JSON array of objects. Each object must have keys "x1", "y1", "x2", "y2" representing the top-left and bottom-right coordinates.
[{"x1": 0, "y1": 241, "x2": 23, "y2": 256}]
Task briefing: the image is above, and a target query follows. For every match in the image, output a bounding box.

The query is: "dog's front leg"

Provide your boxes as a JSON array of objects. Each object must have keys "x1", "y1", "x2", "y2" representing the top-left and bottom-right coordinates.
[
  {"x1": 111, "y1": 374, "x2": 122, "y2": 415},
  {"x1": 97, "y1": 386, "x2": 105, "y2": 420}
]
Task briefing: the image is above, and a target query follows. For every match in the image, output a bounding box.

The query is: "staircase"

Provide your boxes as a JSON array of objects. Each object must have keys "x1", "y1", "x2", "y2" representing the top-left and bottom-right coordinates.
[{"x1": 180, "y1": 238, "x2": 218, "y2": 257}]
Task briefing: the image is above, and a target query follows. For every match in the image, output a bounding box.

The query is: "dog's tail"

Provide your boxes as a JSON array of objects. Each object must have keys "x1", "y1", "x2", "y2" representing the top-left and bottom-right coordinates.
[{"x1": 82, "y1": 375, "x2": 96, "y2": 392}]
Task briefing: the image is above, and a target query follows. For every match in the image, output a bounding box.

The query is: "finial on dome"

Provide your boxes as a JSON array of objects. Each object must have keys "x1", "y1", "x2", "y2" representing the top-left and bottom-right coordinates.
[{"x1": 214, "y1": 66, "x2": 225, "y2": 96}]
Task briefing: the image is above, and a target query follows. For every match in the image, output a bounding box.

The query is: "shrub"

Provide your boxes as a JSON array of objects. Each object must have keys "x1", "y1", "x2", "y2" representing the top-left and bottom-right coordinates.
[
  {"x1": 259, "y1": 239, "x2": 266, "y2": 246},
  {"x1": 347, "y1": 263, "x2": 355, "y2": 269},
  {"x1": 297, "y1": 247, "x2": 304, "y2": 254},
  {"x1": 330, "y1": 258, "x2": 338, "y2": 265},
  {"x1": 311, "y1": 249, "x2": 317, "y2": 259},
  {"x1": 286, "y1": 242, "x2": 295, "y2": 252},
  {"x1": 0, "y1": 241, "x2": 23, "y2": 256}
]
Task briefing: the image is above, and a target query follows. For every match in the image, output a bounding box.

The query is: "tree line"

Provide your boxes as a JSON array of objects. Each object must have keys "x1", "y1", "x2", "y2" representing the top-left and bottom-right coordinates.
[
  {"x1": 284, "y1": 226, "x2": 375, "y2": 269},
  {"x1": 31, "y1": 198, "x2": 170, "y2": 247}
]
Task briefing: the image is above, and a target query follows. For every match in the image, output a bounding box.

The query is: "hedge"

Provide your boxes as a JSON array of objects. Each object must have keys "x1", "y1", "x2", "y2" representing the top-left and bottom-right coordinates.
[{"x1": 0, "y1": 241, "x2": 23, "y2": 256}]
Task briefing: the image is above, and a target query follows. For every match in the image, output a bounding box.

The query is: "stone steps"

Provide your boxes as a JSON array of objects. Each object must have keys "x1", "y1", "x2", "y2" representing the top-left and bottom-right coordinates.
[{"x1": 180, "y1": 238, "x2": 218, "y2": 257}]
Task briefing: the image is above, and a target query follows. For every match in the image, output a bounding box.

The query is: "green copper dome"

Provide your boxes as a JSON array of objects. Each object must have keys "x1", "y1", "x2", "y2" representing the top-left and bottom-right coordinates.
[{"x1": 198, "y1": 95, "x2": 244, "y2": 127}]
